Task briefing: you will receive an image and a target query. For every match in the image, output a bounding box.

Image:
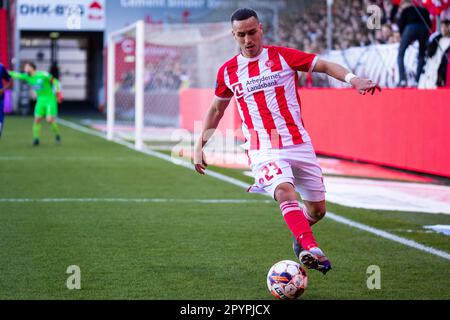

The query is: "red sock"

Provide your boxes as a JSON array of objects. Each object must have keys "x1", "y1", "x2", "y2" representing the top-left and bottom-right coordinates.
[{"x1": 280, "y1": 200, "x2": 318, "y2": 250}]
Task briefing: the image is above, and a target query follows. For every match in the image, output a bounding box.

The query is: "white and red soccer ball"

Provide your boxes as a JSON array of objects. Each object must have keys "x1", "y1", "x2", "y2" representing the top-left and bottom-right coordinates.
[{"x1": 267, "y1": 260, "x2": 308, "y2": 300}]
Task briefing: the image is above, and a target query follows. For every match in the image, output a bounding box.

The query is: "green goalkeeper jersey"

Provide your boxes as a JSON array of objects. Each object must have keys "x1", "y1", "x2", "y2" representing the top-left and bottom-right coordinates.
[{"x1": 9, "y1": 70, "x2": 60, "y2": 100}]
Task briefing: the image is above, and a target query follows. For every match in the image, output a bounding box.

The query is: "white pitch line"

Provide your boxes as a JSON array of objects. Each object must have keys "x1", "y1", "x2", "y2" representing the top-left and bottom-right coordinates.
[
  {"x1": 58, "y1": 118, "x2": 450, "y2": 262},
  {"x1": 0, "y1": 198, "x2": 272, "y2": 204},
  {"x1": 0, "y1": 156, "x2": 133, "y2": 161},
  {"x1": 326, "y1": 212, "x2": 450, "y2": 260}
]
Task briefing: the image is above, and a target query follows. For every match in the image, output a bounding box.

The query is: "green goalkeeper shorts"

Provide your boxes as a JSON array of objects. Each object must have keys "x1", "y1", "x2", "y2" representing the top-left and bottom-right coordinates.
[{"x1": 34, "y1": 98, "x2": 58, "y2": 117}]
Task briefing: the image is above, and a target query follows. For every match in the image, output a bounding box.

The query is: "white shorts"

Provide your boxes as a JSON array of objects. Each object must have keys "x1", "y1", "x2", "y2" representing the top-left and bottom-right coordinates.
[{"x1": 247, "y1": 141, "x2": 326, "y2": 202}]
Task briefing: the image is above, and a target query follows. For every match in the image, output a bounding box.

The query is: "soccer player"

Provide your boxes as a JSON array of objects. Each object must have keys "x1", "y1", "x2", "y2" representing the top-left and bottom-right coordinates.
[
  {"x1": 193, "y1": 8, "x2": 380, "y2": 274},
  {"x1": 0, "y1": 62, "x2": 12, "y2": 138},
  {"x1": 9, "y1": 61, "x2": 63, "y2": 146}
]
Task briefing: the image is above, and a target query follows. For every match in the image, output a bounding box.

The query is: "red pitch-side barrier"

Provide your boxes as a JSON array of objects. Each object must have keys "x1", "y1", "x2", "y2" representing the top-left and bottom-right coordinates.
[
  {"x1": 0, "y1": 9, "x2": 9, "y2": 67},
  {"x1": 180, "y1": 89, "x2": 241, "y2": 135},
  {"x1": 180, "y1": 88, "x2": 450, "y2": 177}
]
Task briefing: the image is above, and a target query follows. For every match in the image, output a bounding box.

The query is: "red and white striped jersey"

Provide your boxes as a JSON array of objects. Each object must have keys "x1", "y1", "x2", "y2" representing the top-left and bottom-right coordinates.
[{"x1": 215, "y1": 45, "x2": 318, "y2": 150}]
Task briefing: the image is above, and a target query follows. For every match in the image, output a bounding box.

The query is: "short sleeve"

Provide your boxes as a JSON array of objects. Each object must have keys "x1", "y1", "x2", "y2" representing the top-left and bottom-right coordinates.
[
  {"x1": 214, "y1": 65, "x2": 233, "y2": 100},
  {"x1": 275, "y1": 46, "x2": 317, "y2": 73}
]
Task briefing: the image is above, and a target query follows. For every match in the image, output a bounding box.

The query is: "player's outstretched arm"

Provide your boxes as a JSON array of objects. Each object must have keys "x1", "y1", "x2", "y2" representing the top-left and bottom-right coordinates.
[
  {"x1": 313, "y1": 59, "x2": 381, "y2": 95},
  {"x1": 194, "y1": 97, "x2": 231, "y2": 175},
  {"x1": 8, "y1": 71, "x2": 30, "y2": 82}
]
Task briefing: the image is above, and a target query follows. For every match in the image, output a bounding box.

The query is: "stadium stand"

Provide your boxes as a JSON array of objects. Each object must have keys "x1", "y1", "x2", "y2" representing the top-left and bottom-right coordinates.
[
  {"x1": 277, "y1": 0, "x2": 400, "y2": 53},
  {"x1": 275, "y1": 1, "x2": 450, "y2": 88}
]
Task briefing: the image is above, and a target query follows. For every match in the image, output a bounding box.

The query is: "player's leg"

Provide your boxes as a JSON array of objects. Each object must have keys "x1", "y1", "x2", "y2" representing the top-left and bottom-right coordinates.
[
  {"x1": 290, "y1": 141, "x2": 327, "y2": 225},
  {"x1": 415, "y1": 27, "x2": 428, "y2": 83},
  {"x1": 292, "y1": 197, "x2": 331, "y2": 274},
  {"x1": 292, "y1": 199, "x2": 326, "y2": 254},
  {"x1": 249, "y1": 156, "x2": 319, "y2": 250},
  {"x1": 33, "y1": 116, "x2": 43, "y2": 146},
  {"x1": 46, "y1": 116, "x2": 61, "y2": 144},
  {"x1": 275, "y1": 182, "x2": 331, "y2": 274},
  {"x1": 397, "y1": 26, "x2": 415, "y2": 86},
  {"x1": 292, "y1": 200, "x2": 326, "y2": 256},
  {"x1": 287, "y1": 142, "x2": 331, "y2": 273},
  {"x1": 292, "y1": 200, "x2": 331, "y2": 275},
  {"x1": 33, "y1": 100, "x2": 46, "y2": 145},
  {"x1": 303, "y1": 199, "x2": 327, "y2": 226},
  {"x1": 248, "y1": 147, "x2": 330, "y2": 274},
  {"x1": 46, "y1": 100, "x2": 61, "y2": 144},
  {"x1": 274, "y1": 182, "x2": 319, "y2": 251}
]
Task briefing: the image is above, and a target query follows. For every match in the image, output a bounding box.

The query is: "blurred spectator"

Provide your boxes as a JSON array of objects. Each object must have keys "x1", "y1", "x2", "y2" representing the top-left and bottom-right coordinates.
[
  {"x1": 397, "y1": 0, "x2": 431, "y2": 87},
  {"x1": 381, "y1": 23, "x2": 394, "y2": 42},
  {"x1": 391, "y1": 30, "x2": 402, "y2": 43},
  {"x1": 120, "y1": 71, "x2": 134, "y2": 91},
  {"x1": 390, "y1": 0, "x2": 401, "y2": 22},
  {"x1": 374, "y1": 23, "x2": 395, "y2": 43},
  {"x1": 49, "y1": 62, "x2": 60, "y2": 80},
  {"x1": 418, "y1": 19, "x2": 450, "y2": 87},
  {"x1": 144, "y1": 60, "x2": 186, "y2": 92},
  {"x1": 277, "y1": 0, "x2": 401, "y2": 53}
]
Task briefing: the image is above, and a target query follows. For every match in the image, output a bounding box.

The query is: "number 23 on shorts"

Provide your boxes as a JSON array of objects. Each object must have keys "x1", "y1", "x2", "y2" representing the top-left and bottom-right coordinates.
[{"x1": 259, "y1": 162, "x2": 283, "y2": 184}]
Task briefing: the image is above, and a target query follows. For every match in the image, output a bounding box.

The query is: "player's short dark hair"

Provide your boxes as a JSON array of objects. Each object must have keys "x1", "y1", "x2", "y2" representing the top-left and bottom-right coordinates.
[
  {"x1": 24, "y1": 61, "x2": 36, "y2": 69},
  {"x1": 230, "y1": 8, "x2": 259, "y2": 23},
  {"x1": 442, "y1": 19, "x2": 450, "y2": 26}
]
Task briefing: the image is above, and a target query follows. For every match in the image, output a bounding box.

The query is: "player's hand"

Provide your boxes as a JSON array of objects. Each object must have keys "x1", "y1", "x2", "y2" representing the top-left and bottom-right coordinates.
[
  {"x1": 56, "y1": 92, "x2": 63, "y2": 103},
  {"x1": 351, "y1": 78, "x2": 381, "y2": 95},
  {"x1": 193, "y1": 147, "x2": 208, "y2": 175}
]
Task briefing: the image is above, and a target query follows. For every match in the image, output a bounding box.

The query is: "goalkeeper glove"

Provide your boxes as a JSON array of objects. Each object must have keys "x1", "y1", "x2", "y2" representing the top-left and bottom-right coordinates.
[{"x1": 56, "y1": 92, "x2": 63, "y2": 104}]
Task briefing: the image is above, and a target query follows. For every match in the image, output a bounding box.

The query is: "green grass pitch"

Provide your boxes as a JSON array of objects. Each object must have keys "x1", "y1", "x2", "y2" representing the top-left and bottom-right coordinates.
[{"x1": 0, "y1": 117, "x2": 449, "y2": 299}]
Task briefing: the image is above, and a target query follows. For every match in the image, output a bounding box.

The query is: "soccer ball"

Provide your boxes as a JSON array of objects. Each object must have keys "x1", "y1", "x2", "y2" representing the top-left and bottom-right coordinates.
[{"x1": 267, "y1": 260, "x2": 308, "y2": 300}]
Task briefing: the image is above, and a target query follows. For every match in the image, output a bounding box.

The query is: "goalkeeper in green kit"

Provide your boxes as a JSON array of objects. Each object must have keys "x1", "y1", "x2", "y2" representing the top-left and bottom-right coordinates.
[{"x1": 9, "y1": 61, "x2": 63, "y2": 146}]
